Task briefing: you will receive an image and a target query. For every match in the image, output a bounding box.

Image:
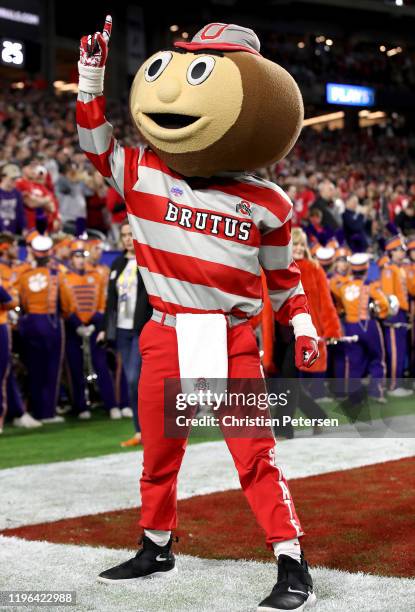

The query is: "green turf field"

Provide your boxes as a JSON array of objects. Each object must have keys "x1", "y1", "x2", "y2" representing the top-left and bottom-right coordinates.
[
  {"x1": 0, "y1": 396, "x2": 413, "y2": 470},
  {"x1": 0, "y1": 409, "x2": 222, "y2": 469}
]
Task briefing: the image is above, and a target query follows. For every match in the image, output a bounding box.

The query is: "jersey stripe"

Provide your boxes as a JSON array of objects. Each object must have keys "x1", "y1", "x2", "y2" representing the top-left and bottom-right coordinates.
[
  {"x1": 76, "y1": 93, "x2": 107, "y2": 129},
  {"x1": 134, "y1": 242, "x2": 262, "y2": 299},
  {"x1": 207, "y1": 178, "x2": 292, "y2": 223},
  {"x1": 264, "y1": 262, "x2": 302, "y2": 291},
  {"x1": 128, "y1": 214, "x2": 260, "y2": 275},
  {"x1": 139, "y1": 267, "x2": 262, "y2": 314},
  {"x1": 133, "y1": 165, "x2": 288, "y2": 230},
  {"x1": 76, "y1": 88, "x2": 309, "y2": 320}
]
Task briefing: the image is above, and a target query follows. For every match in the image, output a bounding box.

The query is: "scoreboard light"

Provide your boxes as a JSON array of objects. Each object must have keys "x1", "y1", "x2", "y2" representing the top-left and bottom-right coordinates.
[
  {"x1": 326, "y1": 83, "x2": 375, "y2": 107},
  {"x1": 0, "y1": 7, "x2": 39, "y2": 26},
  {"x1": 1, "y1": 38, "x2": 25, "y2": 67}
]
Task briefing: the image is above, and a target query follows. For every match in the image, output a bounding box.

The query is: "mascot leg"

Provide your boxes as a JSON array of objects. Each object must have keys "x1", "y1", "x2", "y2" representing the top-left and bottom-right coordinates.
[{"x1": 226, "y1": 323, "x2": 302, "y2": 543}]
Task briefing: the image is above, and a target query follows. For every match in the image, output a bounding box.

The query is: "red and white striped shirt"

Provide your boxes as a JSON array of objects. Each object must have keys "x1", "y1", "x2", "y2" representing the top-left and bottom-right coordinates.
[{"x1": 76, "y1": 91, "x2": 309, "y2": 322}]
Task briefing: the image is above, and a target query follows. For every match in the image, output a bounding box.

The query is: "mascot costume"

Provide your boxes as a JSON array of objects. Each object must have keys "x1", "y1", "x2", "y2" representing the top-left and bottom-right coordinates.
[{"x1": 77, "y1": 16, "x2": 319, "y2": 611}]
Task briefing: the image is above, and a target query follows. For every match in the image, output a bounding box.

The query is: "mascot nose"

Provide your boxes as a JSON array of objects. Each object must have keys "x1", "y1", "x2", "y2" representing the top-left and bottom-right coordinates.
[{"x1": 156, "y1": 79, "x2": 181, "y2": 103}]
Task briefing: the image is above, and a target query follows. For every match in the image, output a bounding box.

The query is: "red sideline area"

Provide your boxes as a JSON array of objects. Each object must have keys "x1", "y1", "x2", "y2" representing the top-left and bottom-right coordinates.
[{"x1": 2, "y1": 457, "x2": 414, "y2": 578}]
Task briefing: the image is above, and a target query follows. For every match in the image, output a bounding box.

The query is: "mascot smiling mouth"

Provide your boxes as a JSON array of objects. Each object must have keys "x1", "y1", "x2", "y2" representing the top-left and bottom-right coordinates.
[{"x1": 144, "y1": 112, "x2": 200, "y2": 129}]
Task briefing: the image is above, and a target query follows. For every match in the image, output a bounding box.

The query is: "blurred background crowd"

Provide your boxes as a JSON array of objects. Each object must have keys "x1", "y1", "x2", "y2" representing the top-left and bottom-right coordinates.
[{"x1": 1, "y1": 90, "x2": 414, "y2": 247}]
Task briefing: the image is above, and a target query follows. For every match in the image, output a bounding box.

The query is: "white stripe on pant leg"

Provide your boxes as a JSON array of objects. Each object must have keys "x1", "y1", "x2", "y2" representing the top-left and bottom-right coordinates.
[{"x1": 269, "y1": 446, "x2": 302, "y2": 537}]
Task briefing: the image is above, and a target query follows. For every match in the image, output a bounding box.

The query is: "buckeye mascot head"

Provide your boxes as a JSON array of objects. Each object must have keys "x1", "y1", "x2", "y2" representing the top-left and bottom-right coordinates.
[{"x1": 129, "y1": 23, "x2": 303, "y2": 177}]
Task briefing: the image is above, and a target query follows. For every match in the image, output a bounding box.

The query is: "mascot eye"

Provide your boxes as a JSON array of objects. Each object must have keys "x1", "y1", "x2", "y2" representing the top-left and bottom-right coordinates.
[
  {"x1": 144, "y1": 52, "x2": 172, "y2": 82},
  {"x1": 186, "y1": 56, "x2": 215, "y2": 85}
]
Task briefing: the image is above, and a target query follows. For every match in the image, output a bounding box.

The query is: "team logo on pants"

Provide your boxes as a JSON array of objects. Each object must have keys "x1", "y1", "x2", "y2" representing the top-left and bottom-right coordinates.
[{"x1": 194, "y1": 377, "x2": 209, "y2": 391}]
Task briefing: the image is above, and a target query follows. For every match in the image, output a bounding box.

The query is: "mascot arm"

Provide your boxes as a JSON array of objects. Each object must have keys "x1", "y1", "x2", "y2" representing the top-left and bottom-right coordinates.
[
  {"x1": 259, "y1": 215, "x2": 310, "y2": 324},
  {"x1": 76, "y1": 16, "x2": 138, "y2": 200},
  {"x1": 259, "y1": 214, "x2": 318, "y2": 368}
]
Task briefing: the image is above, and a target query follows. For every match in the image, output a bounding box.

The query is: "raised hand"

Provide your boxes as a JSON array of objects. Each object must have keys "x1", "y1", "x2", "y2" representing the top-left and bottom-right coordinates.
[{"x1": 79, "y1": 15, "x2": 112, "y2": 68}]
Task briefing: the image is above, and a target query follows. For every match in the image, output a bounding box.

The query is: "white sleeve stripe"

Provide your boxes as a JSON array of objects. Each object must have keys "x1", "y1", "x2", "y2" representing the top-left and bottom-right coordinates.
[
  {"x1": 259, "y1": 241, "x2": 293, "y2": 270},
  {"x1": 78, "y1": 123, "x2": 113, "y2": 156},
  {"x1": 108, "y1": 143, "x2": 126, "y2": 199},
  {"x1": 268, "y1": 282, "x2": 304, "y2": 310}
]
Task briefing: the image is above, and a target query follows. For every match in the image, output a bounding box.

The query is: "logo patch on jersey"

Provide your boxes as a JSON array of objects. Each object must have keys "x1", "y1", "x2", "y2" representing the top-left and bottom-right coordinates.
[
  {"x1": 28, "y1": 273, "x2": 48, "y2": 293},
  {"x1": 170, "y1": 186, "x2": 184, "y2": 198},
  {"x1": 344, "y1": 284, "x2": 360, "y2": 301},
  {"x1": 236, "y1": 200, "x2": 253, "y2": 217}
]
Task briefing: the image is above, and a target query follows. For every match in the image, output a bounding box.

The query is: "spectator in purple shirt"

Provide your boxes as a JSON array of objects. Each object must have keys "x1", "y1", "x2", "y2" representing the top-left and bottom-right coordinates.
[
  {"x1": 0, "y1": 164, "x2": 25, "y2": 235},
  {"x1": 342, "y1": 194, "x2": 369, "y2": 252}
]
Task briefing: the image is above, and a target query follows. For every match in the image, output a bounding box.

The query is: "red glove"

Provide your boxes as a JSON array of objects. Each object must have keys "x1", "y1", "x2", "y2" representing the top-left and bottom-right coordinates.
[
  {"x1": 79, "y1": 15, "x2": 112, "y2": 68},
  {"x1": 295, "y1": 336, "x2": 319, "y2": 369}
]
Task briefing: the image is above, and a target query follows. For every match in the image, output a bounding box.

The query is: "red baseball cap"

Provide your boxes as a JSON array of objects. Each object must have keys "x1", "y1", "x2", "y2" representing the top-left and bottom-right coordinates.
[{"x1": 174, "y1": 23, "x2": 261, "y2": 56}]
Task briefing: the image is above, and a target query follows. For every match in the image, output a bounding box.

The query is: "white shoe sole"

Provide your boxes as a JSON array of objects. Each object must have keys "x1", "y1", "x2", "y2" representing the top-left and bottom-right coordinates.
[
  {"x1": 257, "y1": 591, "x2": 317, "y2": 611},
  {"x1": 387, "y1": 389, "x2": 413, "y2": 397},
  {"x1": 97, "y1": 566, "x2": 178, "y2": 584}
]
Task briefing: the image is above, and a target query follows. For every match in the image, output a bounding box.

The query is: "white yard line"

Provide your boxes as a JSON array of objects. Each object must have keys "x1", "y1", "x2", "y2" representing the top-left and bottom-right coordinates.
[
  {"x1": 1, "y1": 437, "x2": 414, "y2": 530},
  {"x1": 0, "y1": 537, "x2": 413, "y2": 612}
]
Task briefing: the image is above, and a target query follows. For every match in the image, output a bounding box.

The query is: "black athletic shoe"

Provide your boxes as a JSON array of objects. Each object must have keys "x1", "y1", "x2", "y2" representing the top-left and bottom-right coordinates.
[
  {"x1": 257, "y1": 553, "x2": 316, "y2": 611},
  {"x1": 97, "y1": 535, "x2": 177, "y2": 583}
]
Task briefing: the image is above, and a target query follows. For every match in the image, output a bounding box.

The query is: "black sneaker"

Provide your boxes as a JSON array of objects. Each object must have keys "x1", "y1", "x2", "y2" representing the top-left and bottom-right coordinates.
[
  {"x1": 257, "y1": 553, "x2": 316, "y2": 611},
  {"x1": 97, "y1": 535, "x2": 177, "y2": 583}
]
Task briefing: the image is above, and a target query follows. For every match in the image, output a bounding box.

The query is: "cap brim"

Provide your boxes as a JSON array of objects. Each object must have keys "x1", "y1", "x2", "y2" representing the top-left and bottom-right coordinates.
[{"x1": 174, "y1": 41, "x2": 261, "y2": 55}]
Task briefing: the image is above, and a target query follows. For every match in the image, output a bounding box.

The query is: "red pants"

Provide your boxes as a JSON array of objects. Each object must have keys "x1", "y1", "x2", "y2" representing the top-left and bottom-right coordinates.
[{"x1": 138, "y1": 319, "x2": 303, "y2": 546}]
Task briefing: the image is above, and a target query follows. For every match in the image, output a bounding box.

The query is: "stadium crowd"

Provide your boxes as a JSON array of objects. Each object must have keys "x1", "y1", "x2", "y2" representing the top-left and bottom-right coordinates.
[
  {"x1": 1, "y1": 88, "x2": 415, "y2": 441},
  {"x1": 263, "y1": 34, "x2": 415, "y2": 91}
]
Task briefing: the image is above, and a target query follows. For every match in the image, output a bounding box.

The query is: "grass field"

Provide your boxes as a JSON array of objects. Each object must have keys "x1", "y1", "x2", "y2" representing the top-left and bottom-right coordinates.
[
  {"x1": 0, "y1": 410, "x2": 222, "y2": 469},
  {"x1": 0, "y1": 396, "x2": 413, "y2": 470}
]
